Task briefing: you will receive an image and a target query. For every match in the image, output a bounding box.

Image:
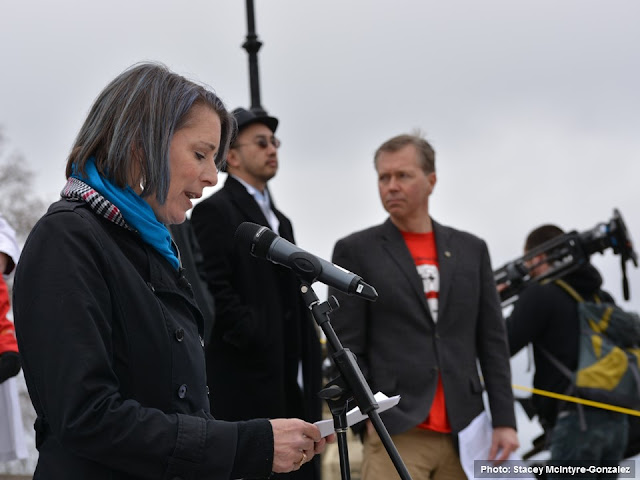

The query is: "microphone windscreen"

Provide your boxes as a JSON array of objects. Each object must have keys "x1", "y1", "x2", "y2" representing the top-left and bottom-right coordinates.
[
  {"x1": 234, "y1": 222, "x2": 278, "y2": 258},
  {"x1": 234, "y1": 222, "x2": 261, "y2": 245}
]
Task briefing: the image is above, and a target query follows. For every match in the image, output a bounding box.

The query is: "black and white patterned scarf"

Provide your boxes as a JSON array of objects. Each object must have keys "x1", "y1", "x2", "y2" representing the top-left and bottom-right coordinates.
[{"x1": 61, "y1": 177, "x2": 133, "y2": 231}]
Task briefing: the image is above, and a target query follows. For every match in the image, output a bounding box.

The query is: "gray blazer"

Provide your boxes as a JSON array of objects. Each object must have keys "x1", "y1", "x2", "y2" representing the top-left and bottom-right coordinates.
[{"x1": 329, "y1": 218, "x2": 516, "y2": 435}]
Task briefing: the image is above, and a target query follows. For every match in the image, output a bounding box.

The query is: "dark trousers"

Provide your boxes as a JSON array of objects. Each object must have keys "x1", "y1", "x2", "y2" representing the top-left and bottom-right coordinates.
[{"x1": 548, "y1": 408, "x2": 628, "y2": 479}]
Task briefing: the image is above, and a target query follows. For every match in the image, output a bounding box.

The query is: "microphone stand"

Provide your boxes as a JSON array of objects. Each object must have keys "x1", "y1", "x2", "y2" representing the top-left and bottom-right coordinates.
[{"x1": 297, "y1": 279, "x2": 413, "y2": 480}]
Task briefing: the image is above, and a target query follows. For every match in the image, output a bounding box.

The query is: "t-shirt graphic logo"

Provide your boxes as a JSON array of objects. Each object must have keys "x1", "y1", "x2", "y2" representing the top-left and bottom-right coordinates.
[{"x1": 417, "y1": 263, "x2": 439, "y2": 322}]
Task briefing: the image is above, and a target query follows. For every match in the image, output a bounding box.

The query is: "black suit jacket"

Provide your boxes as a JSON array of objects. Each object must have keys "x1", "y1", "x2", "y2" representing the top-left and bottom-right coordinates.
[
  {"x1": 191, "y1": 176, "x2": 322, "y2": 427},
  {"x1": 329, "y1": 218, "x2": 516, "y2": 435}
]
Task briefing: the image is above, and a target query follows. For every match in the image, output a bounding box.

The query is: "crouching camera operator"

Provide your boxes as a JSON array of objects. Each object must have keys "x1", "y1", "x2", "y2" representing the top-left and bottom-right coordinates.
[{"x1": 498, "y1": 216, "x2": 637, "y2": 479}]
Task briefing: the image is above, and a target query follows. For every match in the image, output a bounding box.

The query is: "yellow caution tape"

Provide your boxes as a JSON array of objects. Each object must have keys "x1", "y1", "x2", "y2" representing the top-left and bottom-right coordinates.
[{"x1": 512, "y1": 384, "x2": 640, "y2": 417}]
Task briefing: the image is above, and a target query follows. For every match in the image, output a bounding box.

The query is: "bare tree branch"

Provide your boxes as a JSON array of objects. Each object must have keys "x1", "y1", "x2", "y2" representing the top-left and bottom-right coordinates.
[{"x1": 0, "y1": 127, "x2": 47, "y2": 242}]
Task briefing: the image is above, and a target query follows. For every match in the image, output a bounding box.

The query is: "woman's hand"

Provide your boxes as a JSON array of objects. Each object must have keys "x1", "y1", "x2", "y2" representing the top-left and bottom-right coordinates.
[{"x1": 269, "y1": 419, "x2": 334, "y2": 473}]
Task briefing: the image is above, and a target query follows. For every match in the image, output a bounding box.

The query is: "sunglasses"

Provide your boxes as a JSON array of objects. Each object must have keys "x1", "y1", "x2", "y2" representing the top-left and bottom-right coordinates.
[{"x1": 233, "y1": 135, "x2": 281, "y2": 150}]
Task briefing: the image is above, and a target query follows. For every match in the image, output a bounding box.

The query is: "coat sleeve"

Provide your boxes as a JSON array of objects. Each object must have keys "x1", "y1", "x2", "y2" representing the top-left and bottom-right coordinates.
[
  {"x1": 0, "y1": 275, "x2": 20, "y2": 382},
  {"x1": 475, "y1": 240, "x2": 517, "y2": 430},
  {"x1": 505, "y1": 283, "x2": 551, "y2": 356},
  {"x1": 13, "y1": 209, "x2": 273, "y2": 479},
  {"x1": 0, "y1": 276, "x2": 18, "y2": 354}
]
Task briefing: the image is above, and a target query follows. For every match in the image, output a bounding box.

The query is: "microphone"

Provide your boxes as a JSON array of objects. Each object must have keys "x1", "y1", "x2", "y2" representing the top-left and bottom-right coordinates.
[{"x1": 235, "y1": 222, "x2": 378, "y2": 301}]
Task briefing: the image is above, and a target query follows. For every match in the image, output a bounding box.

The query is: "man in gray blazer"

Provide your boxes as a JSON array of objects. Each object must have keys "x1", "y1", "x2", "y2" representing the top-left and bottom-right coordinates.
[{"x1": 329, "y1": 133, "x2": 518, "y2": 479}]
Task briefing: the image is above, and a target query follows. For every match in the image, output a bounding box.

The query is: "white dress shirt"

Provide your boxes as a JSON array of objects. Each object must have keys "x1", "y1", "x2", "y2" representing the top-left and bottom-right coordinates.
[{"x1": 231, "y1": 175, "x2": 280, "y2": 233}]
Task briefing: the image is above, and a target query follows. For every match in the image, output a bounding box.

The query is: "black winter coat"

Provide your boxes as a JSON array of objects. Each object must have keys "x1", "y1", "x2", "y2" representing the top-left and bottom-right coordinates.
[
  {"x1": 13, "y1": 199, "x2": 273, "y2": 480},
  {"x1": 191, "y1": 177, "x2": 322, "y2": 424},
  {"x1": 191, "y1": 177, "x2": 323, "y2": 480}
]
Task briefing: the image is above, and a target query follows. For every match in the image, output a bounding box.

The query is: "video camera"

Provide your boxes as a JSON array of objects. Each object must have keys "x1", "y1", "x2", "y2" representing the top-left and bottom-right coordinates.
[{"x1": 494, "y1": 209, "x2": 638, "y2": 306}]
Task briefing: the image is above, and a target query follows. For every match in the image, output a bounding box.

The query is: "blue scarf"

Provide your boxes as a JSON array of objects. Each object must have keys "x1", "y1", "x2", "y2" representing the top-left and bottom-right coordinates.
[{"x1": 71, "y1": 158, "x2": 180, "y2": 270}]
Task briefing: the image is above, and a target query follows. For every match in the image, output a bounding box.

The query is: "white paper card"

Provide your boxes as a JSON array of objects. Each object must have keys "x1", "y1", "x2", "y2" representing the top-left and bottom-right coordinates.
[
  {"x1": 458, "y1": 411, "x2": 534, "y2": 480},
  {"x1": 314, "y1": 391, "x2": 400, "y2": 438}
]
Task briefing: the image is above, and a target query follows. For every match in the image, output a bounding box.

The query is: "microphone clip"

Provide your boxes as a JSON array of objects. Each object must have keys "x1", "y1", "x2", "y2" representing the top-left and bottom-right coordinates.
[{"x1": 287, "y1": 252, "x2": 323, "y2": 284}]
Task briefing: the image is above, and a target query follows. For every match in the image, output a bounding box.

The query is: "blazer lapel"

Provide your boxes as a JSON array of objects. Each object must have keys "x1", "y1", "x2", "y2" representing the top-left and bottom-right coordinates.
[
  {"x1": 433, "y1": 220, "x2": 455, "y2": 320},
  {"x1": 224, "y1": 176, "x2": 271, "y2": 228},
  {"x1": 380, "y1": 219, "x2": 432, "y2": 321},
  {"x1": 267, "y1": 188, "x2": 293, "y2": 240}
]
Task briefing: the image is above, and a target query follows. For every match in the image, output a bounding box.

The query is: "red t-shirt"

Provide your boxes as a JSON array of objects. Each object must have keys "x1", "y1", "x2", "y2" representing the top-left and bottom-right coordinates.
[{"x1": 401, "y1": 231, "x2": 451, "y2": 433}]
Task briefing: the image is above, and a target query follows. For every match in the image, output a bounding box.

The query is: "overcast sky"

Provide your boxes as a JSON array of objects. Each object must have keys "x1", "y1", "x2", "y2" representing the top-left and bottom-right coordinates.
[{"x1": 2, "y1": 0, "x2": 639, "y2": 455}]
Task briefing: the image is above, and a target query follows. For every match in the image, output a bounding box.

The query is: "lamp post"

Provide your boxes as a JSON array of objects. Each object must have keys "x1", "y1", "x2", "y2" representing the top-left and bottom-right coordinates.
[{"x1": 242, "y1": 0, "x2": 267, "y2": 115}]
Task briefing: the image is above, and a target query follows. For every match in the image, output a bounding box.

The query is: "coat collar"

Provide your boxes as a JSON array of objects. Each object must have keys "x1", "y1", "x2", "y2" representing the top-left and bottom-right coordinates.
[
  {"x1": 224, "y1": 175, "x2": 276, "y2": 232},
  {"x1": 222, "y1": 176, "x2": 296, "y2": 242}
]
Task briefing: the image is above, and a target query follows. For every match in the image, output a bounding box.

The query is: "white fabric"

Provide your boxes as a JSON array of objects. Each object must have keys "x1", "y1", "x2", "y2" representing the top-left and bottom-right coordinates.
[
  {"x1": 0, "y1": 215, "x2": 20, "y2": 276},
  {"x1": 0, "y1": 376, "x2": 28, "y2": 462}
]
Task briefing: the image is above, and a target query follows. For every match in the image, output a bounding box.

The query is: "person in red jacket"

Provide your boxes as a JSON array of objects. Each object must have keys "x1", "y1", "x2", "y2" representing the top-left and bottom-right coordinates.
[
  {"x1": 0, "y1": 274, "x2": 20, "y2": 383},
  {"x1": 0, "y1": 214, "x2": 20, "y2": 383}
]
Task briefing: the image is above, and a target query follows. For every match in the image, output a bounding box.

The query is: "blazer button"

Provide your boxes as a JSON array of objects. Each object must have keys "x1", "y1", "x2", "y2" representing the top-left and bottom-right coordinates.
[
  {"x1": 175, "y1": 328, "x2": 184, "y2": 342},
  {"x1": 178, "y1": 384, "x2": 187, "y2": 398},
  {"x1": 206, "y1": 386, "x2": 210, "y2": 396},
  {"x1": 146, "y1": 282, "x2": 155, "y2": 293},
  {"x1": 199, "y1": 335, "x2": 205, "y2": 348}
]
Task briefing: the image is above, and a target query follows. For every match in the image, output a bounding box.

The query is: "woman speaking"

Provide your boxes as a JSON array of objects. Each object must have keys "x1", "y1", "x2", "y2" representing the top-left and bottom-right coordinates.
[{"x1": 13, "y1": 62, "x2": 329, "y2": 479}]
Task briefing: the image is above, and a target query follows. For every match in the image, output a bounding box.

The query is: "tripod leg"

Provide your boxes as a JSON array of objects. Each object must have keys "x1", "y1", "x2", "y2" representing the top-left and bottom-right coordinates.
[
  {"x1": 369, "y1": 411, "x2": 412, "y2": 480},
  {"x1": 335, "y1": 427, "x2": 351, "y2": 480}
]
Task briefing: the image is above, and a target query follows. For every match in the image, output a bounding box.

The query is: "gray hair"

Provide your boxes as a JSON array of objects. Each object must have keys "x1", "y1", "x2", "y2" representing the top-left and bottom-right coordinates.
[
  {"x1": 66, "y1": 61, "x2": 235, "y2": 204},
  {"x1": 374, "y1": 130, "x2": 435, "y2": 175}
]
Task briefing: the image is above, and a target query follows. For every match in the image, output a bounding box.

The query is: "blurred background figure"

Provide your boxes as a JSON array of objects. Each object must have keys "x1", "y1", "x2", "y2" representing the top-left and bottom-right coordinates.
[
  {"x1": 0, "y1": 214, "x2": 20, "y2": 384},
  {"x1": 191, "y1": 107, "x2": 323, "y2": 480},
  {"x1": 506, "y1": 224, "x2": 630, "y2": 479},
  {"x1": 0, "y1": 213, "x2": 27, "y2": 464},
  {"x1": 329, "y1": 132, "x2": 518, "y2": 479}
]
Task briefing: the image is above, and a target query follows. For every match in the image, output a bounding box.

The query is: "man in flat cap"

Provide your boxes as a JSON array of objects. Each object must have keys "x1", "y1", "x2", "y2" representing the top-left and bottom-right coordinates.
[{"x1": 191, "y1": 108, "x2": 323, "y2": 479}]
